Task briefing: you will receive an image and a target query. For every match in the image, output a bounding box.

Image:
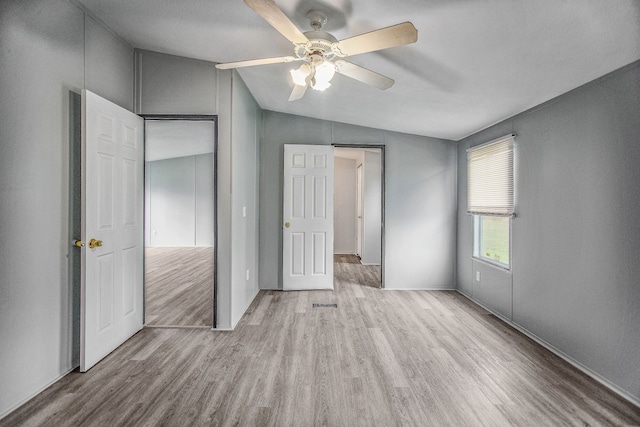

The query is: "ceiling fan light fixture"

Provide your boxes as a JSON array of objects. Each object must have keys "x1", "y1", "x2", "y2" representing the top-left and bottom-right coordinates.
[
  {"x1": 218, "y1": 0, "x2": 418, "y2": 101},
  {"x1": 290, "y1": 63, "x2": 311, "y2": 86},
  {"x1": 311, "y1": 61, "x2": 335, "y2": 91},
  {"x1": 311, "y1": 78, "x2": 331, "y2": 91}
]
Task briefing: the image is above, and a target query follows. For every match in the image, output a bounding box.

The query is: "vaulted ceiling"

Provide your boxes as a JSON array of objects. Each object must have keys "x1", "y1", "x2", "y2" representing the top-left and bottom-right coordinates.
[{"x1": 76, "y1": 0, "x2": 640, "y2": 140}]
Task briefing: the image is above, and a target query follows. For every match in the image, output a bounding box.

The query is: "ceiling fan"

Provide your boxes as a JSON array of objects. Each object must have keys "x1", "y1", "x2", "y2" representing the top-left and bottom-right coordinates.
[{"x1": 215, "y1": 0, "x2": 418, "y2": 101}]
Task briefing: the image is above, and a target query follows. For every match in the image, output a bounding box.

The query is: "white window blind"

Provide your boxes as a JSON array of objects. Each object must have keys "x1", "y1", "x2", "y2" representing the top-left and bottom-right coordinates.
[{"x1": 467, "y1": 134, "x2": 515, "y2": 216}]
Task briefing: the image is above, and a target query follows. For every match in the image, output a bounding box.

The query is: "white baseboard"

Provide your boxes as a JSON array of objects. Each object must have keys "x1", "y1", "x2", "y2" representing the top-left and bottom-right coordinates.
[{"x1": 455, "y1": 290, "x2": 640, "y2": 409}]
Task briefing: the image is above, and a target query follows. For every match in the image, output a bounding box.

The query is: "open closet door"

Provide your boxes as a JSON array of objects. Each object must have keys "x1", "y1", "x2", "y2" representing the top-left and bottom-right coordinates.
[
  {"x1": 80, "y1": 90, "x2": 144, "y2": 372},
  {"x1": 283, "y1": 144, "x2": 334, "y2": 290}
]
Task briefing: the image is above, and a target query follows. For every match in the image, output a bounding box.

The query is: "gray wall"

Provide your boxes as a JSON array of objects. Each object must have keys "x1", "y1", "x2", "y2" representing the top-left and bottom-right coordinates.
[
  {"x1": 334, "y1": 157, "x2": 357, "y2": 254},
  {"x1": 230, "y1": 73, "x2": 261, "y2": 328},
  {"x1": 84, "y1": 16, "x2": 133, "y2": 111},
  {"x1": 136, "y1": 50, "x2": 217, "y2": 115},
  {"x1": 456, "y1": 61, "x2": 640, "y2": 403},
  {"x1": 259, "y1": 112, "x2": 457, "y2": 290},
  {"x1": 145, "y1": 154, "x2": 214, "y2": 247},
  {"x1": 194, "y1": 154, "x2": 215, "y2": 247},
  {"x1": 0, "y1": 0, "x2": 133, "y2": 417}
]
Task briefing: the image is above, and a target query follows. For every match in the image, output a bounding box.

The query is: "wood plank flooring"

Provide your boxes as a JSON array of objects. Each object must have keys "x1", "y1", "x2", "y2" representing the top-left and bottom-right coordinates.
[
  {"x1": 334, "y1": 254, "x2": 381, "y2": 288},
  {"x1": 3, "y1": 258, "x2": 640, "y2": 426},
  {"x1": 145, "y1": 247, "x2": 214, "y2": 327}
]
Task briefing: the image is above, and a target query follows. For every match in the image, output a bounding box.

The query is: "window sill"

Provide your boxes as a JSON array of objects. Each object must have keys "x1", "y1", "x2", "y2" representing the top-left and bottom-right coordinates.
[{"x1": 472, "y1": 256, "x2": 511, "y2": 272}]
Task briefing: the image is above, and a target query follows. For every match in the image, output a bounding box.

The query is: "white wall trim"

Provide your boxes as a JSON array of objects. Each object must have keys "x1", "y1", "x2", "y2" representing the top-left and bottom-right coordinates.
[{"x1": 456, "y1": 290, "x2": 640, "y2": 409}]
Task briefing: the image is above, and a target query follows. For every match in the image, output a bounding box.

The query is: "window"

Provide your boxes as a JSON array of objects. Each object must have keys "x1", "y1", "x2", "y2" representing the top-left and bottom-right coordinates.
[
  {"x1": 473, "y1": 215, "x2": 510, "y2": 268},
  {"x1": 467, "y1": 134, "x2": 515, "y2": 269}
]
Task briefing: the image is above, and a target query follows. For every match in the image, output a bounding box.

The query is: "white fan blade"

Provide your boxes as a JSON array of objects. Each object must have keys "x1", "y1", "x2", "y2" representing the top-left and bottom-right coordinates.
[
  {"x1": 244, "y1": 0, "x2": 309, "y2": 45},
  {"x1": 334, "y1": 22, "x2": 417, "y2": 57},
  {"x1": 216, "y1": 56, "x2": 300, "y2": 70},
  {"x1": 288, "y1": 82, "x2": 308, "y2": 101},
  {"x1": 334, "y1": 60, "x2": 394, "y2": 90}
]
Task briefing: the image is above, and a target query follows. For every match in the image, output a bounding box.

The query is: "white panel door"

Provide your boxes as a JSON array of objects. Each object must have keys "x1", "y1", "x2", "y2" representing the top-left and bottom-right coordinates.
[
  {"x1": 283, "y1": 145, "x2": 334, "y2": 290},
  {"x1": 80, "y1": 90, "x2": 144, "y2": 372}
]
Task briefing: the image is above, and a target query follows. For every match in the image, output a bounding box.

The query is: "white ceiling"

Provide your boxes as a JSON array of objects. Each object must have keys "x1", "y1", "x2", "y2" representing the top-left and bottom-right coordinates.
[{"x1": 77, "y1": 0, "x2": 640, "y2": 141}]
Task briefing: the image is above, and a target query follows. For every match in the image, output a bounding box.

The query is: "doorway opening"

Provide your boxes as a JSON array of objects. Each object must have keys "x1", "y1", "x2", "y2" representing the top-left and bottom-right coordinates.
[
  {"x1": 333, "y1": 146, "x2": 384, "y2": 289},
  {"x1": 143, "y1": 116, "x2": 217, "y2": 328}
]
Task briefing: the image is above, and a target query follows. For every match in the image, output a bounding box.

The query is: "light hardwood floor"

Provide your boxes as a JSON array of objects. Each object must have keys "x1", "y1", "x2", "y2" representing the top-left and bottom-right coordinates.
[
  {"x1": 334, "y1": 254, "x2": 381, "y2": 288},
  {"x1": 3, "y1": 258, "x2": 639, "y2": 426},
  {"x1": 145, "y1": 247, "x2": 214, "y2": 327}
]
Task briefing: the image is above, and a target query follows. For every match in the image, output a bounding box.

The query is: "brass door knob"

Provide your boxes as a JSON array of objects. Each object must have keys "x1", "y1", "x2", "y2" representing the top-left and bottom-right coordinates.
[
  {"x1": 88, "y1": 238, "x2": 103, "y2": 249},
  {"x1": 284, "y1": 222, "x2": 290, "y2": 228}
]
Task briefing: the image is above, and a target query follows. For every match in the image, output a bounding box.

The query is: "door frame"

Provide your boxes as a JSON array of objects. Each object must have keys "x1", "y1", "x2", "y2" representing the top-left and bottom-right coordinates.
[
  {"x1": 141, "y1": 114, "x2": 218, "y2": 328},
  {"x1": 356, "y1": 163, "x2": 363, "y2": 259},
  {"x1": 333, "y1": 144, "x2": 385, "y2": 289}
]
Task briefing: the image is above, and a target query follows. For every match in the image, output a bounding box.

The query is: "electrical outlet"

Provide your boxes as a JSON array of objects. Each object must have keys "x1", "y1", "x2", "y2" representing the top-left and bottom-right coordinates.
[
  {"x1": 475, "y1": 271, "x2": 481, "y2": 282},
  {"x1": 246, "y1": 269, "x2": 250, "y2": 280},
  {"x1": 242, "y1": 206, "x2": 247, "y2": 217}
]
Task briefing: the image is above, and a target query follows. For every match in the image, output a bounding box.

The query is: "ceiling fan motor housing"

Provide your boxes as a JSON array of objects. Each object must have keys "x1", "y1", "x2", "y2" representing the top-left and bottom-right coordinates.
[
  {"x1": 307, "y1": 10, "x2": 328, "y2": 30},
  {"x1": 295, "y1": 30, "x2": 338, "y2": 61}
]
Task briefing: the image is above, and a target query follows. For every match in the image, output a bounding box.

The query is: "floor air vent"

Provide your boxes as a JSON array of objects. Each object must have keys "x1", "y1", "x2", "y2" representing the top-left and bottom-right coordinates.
[{"x1": 312, "y1": 303, "x2": 338, "y2": 308}]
